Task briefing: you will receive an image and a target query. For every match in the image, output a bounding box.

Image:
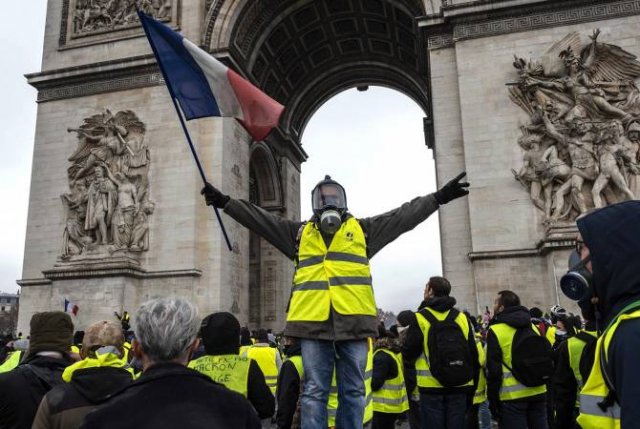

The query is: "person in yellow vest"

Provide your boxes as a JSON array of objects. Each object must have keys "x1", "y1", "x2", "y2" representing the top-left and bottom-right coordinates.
[
  {"x1": 486, "y1": 291, "x2": 550, "y2": 429},
  {"x1": 557, "y1": 201, "x2": 640, "y2": 429},
  {"x1": 552, "y1": 318, "x2": 597, "y2": 429},
  {"x1": 203, "y1": 173, "x2": 470, "y2": 428},
  {"x1": 243, "y1": 329, "x2": 282, "y2": 396},
  {"x1": 397, "y1": 310, "x2": 421, "y2": 429},
  {"x1": 371, "y1": 327, "x2": 409, "y2": 429},
  {"x1": 32, "y1": 320, "x2": 135, "y2": 429},
  {"x1": 276, "y1": 337, "x2": 303, "y2": 429},
  {"x1": 189, "y1": 312, "x2": 275, "y2": 420},
  {"x1": 402, "y1": 277, "x2": 479, "y2": 429},
  {"x1": 0, "y1": 349, "x2": 23, "y2": 373},
  {"x1": 465, "y1": 333, "x2": 489, "y2": 429}
]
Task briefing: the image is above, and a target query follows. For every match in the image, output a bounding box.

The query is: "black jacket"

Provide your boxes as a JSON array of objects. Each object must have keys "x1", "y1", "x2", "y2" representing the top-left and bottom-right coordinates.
[
  {"x1": 79, "y1": 363, "x2": 261, "y2": 429},
  {"x1": 32, "y1": 366, "x2": 134, "y2": 429},
  {"x1": 0, "y1": 354, "x2": 71, "y2": 429},
  {"x1": 552, "y1": 340, "x2": 578, "y2": 428},
  {"x1": 578, "y1": 201, "x2": 640, "y2": 428},
  {"x1": 485, "y1": 305, "x2": 546, "y2": 409},
  {"x1": 224, "y1": 195, "x2": 440, "y2": 341},
  {"x1": 401, "y1": 296, "x2": 478, "y2": 394},
  {"x1": 275, "y1": 343, "x2": 301, "y2": 429},
  {"x1": 371, "y1": 347, "x2": 398, "y2": 392}
]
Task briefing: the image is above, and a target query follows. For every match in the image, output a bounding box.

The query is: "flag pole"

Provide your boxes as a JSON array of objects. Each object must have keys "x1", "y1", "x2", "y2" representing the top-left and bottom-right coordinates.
[{"x1": 137, "y1": 10, "x2": 233, "y2": 251}]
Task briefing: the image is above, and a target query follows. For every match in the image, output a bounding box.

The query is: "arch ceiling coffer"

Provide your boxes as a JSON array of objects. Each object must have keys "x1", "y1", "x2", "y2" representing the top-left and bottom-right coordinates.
[{"x1": 204, "y1": 0, "x2": 429, "y2": 140}]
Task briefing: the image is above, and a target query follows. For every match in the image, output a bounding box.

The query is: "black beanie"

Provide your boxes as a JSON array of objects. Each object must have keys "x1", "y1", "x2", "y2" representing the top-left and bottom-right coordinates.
[
  {"x1": 200, "y1": 312, "x2": 241, "y2": 355},
  {"x1": 28, "y1": 311, "x2": 74, "y2": 356}
]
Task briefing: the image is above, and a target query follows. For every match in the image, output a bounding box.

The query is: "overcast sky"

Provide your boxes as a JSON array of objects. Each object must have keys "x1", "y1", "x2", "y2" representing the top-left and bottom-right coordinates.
[{"x1": 1, "y1": 1, "x2": 443, "y2": 314}]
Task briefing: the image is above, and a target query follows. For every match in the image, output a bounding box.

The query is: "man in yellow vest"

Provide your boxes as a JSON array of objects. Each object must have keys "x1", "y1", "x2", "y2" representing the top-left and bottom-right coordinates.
[
  {"x1": 402, "y1": 276, "x2": 479, "y2": 429},
  {"x1": 275, "y1": 337, "x2": 303, "y2": 429},
  {"x1": 203, "y1": 172, "x2": 470, "y2": 429},
  {"x1": 552, "y1": 318, "x2": 597, "y2": 428},
  {"x1": 189, "y1": 312, "x2": 275, "y2": 420},
  {"x1": 486, "y1": 290, "x2": 550, "y2": 429},
  {"x1": 371, "y1": 327, "x2": 409, "y2": 429},
  {"x1": 244, "y1": 329, "x2": 282, "y2": 396},
  {"x1": 558, "y1": 201, "x2": 640, "y2": 429}
]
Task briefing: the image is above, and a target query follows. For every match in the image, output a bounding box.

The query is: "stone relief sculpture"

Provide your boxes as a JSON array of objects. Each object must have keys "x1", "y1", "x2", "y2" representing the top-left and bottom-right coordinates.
[
  {"x1": 61, "y1": 110, "x2": 154, "y2": 258},
  {"x1": 510, "y1": 29, "x2": 640, "y2": 223},
  {"x1": 72, "y1": 0, "x2": 171, "y2": 36}
]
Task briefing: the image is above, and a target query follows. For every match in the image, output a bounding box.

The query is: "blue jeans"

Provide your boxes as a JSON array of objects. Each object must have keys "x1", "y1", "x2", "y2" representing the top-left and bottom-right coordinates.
[
  {"x1": 301, "y1": 339, "x2": 368, "y2": 429},
  {"x1": 420, "y1": 392, "x2": 469, "y2": 429},
  {"x1": 499, "y1": 400, "x2": 548, "y2": 429}
]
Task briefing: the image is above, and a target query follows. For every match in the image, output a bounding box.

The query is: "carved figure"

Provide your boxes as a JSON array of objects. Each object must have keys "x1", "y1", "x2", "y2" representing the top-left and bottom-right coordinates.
[
  {"x1": 60, "y1": 109, "x2": 153, "y2": 257},
  {"x1": 510, "y1": 29, "x2": 640, "y2": 223},
  {"x1": 71, "y1": 0, "x2": 172, "y2": 36}
]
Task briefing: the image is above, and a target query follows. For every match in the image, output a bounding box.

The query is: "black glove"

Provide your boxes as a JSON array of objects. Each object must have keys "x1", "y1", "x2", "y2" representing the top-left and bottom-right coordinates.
[
  {"x1": 434, "y1": 172, "x2": 470, "y2": 205},
  {"x1": 201, "y1": 182, "x2": 230, "y2": 208}
]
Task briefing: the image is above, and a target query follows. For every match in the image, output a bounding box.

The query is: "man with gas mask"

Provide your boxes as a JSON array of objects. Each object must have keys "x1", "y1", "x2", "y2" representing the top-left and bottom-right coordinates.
[
  {"x1": 559, "y1": 200, "x2": 640, "y2": 429},
  {"x1": 201, "y1": 172, "x2": 469, "y2": 429}
]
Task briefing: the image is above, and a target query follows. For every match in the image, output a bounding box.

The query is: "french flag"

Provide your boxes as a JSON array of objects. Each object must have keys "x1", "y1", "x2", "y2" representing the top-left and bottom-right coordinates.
[
  {"x1": 64, "y1": 298, "x2": 79, "y2": 316},
  {"x1": 138, "y1": 11, "x2": 284, "y2": 141}
]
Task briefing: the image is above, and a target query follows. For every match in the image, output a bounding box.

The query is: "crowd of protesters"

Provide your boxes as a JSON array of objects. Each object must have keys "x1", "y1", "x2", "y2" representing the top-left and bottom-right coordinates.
[{"x1": 1, "y1": 182, "x2": 640, "y2": 429}]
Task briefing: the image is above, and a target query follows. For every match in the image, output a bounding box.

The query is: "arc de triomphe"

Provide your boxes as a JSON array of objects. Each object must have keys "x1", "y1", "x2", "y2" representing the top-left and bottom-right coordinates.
[{"x1": 18, "y1": 0, "x2": 640, "y2": 332}]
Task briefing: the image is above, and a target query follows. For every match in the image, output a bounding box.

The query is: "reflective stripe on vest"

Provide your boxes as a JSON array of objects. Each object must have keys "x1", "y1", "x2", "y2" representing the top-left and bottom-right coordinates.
[
  {"x1": 489, "y1": 323, "x2": 547, "y2": 401},
  {"x1": 288, "y1": 218, "x2": 376, "y2": 322},
  {"x1": 577, "y1": 307, "x2": 640, "y2": 429},
  {"x1": 328, "y1": 338, "x2": 374, "y2": 427},
  {"x1": 414, "y1": 308, "x2": 474, "y2": 389},
  {"x1": 188, "y1": 354, "x2": 251, "y2": 397},
  {"x1": 246, "y1": 346, "x2": 279, "y2": 395},
  {"x1": 372, "y1": 349, "x2": 409, "y2": 414},
  {"x1": 474, "y1": 339, "x2": 487, "y2": 405}
]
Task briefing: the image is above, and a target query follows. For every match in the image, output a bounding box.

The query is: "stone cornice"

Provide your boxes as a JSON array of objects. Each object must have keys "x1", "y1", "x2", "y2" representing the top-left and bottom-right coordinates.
[
  {"x1": 26, "y1": 55, "x2": 164, "y2": 102},
  {"x1": 18, "y1": 268, "x2": 202, "y2": 285},
  {"x1": 422, "y1": 0, "x2": 640, "y2": 50}
]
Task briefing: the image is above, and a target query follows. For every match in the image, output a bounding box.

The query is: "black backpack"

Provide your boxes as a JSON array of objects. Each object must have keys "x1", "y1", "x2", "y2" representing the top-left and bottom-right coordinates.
[
  {"x1": 420, "y1": 308, "x2": 475, "y2": 387},
  {"x1": 575, "y1": 331, "x2": 598, "y2": 383},
  {"x1": 506, "y1": 325, "x2": 554, "y2": 387}
]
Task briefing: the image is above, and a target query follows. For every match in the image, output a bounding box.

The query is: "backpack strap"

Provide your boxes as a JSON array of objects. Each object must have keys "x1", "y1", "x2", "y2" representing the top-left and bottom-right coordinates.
[
  {"x1": 419, "y1": 307, "x2": 459, "y2": 324},
  {"x1": 293, "y1": 221, "x2": 307, "y2": 264}
]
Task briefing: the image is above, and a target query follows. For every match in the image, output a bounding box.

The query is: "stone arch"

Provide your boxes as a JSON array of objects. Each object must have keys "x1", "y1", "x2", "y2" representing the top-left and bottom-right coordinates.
[
  {"x1": 204, "y1": 0, "x2": 430, "y2": 141},
  {"x1": 248, "y1": 142, "x2": 284, "y2": 210}
]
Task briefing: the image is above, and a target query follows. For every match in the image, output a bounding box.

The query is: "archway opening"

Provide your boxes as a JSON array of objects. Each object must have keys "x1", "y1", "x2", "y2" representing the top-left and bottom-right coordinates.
[{"x1": 301, "y1": 86, "x2": 441, "y2": 315}]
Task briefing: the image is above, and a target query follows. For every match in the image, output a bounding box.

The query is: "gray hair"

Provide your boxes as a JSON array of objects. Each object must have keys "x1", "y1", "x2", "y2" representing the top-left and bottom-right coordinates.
[{"x1": 133, "y1": 297, "x2": 200, "y2": 362}]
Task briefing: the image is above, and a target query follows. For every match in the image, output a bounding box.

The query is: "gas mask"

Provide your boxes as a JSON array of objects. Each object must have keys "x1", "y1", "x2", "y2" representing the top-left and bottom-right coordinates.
[
  {"x1": 311, "y1": 175, "x2": 348, "y2": 235},
  {"x1": 560, "y1": 250, "x2": 597, "y2": 321}
]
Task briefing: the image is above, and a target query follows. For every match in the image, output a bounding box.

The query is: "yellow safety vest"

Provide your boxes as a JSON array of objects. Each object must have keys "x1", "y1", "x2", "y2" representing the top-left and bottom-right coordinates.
[
  {"x1": 285, "y1": 355, "x2": 303, "y2": 379},
  {"x1": 415, "y1": 308, "x2": 474, "y2": 389},
  {"x1": 328, "y1": 338, "x2": 374, "y2": 427},
  {"x1": 474, "y1": 339, "x2": 487, "y2": 405},
  {"x1": 245, "y1": 346, "x2": 278, "y2": 394},
  {"x1": 0, "y1": 351, "x2": 22, "y2": 373},
  {"x1": 62, "y1": 349, "x2": 135, "y2": 382},
  {"x1": 372, "y1": 349, "x2": 409, "y2": 414},
  {"x1": 568, "y1": 331, "x2": 597, "y2": 395},
  {"x1": 489, "y1": 323, "x2": 547, "y2": 401},
  {"x1": 288, "y1": 218, "x2": 376, "y2": 322},
  {"x1": 546, "y1": 325, "x2": 556, "y2": 346},
  {"x1": 189, "y1": 354, "x2": 251, "y2": 397},
  {"x1": 239, "y1": 345, "x2": 251, "y2": 356},
  {"x1": 577, "y1": 306, "x2": 640, "y2": 429}
]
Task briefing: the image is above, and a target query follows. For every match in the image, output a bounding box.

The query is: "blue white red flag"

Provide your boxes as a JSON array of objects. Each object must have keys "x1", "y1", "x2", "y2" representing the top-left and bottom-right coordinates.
[
  {"x1": 64, "y1": 298, "x2": 79, "y2": 316},
  {"x1": 137, "y1": 11, "x2": 284, "y2": 141}
]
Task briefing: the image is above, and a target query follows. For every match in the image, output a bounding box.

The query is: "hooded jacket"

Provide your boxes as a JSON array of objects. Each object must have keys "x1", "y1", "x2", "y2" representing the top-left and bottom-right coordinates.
[
  {"x1": 578, "y1": 201, "x2": 640, "y2": 428},
  {"x1": 401, "y1": 296, "x2": 479, "y2": 394},
  {"x1": 32, "y1": 365, "x2": 134, "y2": 429},
  {"x1": 485, "y1": 305, "x2": 546, "y2": 408}
]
